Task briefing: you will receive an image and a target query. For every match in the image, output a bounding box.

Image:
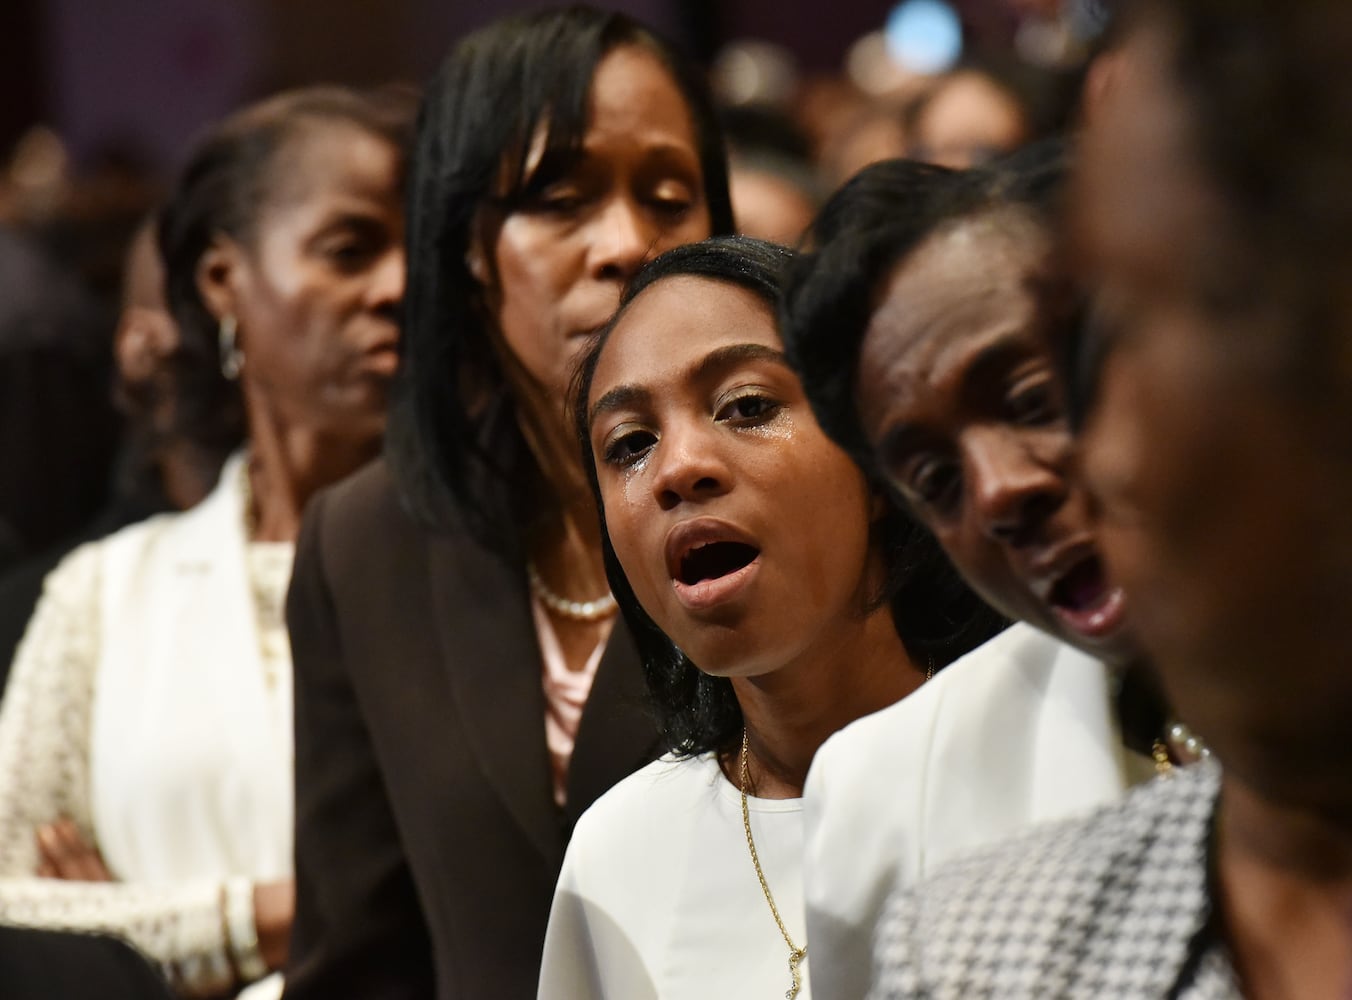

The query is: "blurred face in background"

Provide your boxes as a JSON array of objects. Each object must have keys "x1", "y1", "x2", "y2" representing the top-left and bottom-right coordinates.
[
  {"x1": 114, "y1": 222, "x2": 179, "y2": 427},
  {"x1": 478, "y1": 45, "x2": 714, "y2": 407},
  {"x1": 729, "y1": 164, "x2": 816, "y2": 248},
  {"x1": 910, "y1": 70, "x2": 1030, "y2": 170}
]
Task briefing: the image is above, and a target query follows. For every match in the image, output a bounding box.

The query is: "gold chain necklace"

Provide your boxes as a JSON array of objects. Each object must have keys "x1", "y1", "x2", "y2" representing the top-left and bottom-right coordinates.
[
  {"x1": 739, "y1": 728, "x2": 807, "y2": 1000},
  {"x1": 736, "y1": 665, "x2": 930, "y2": 998}
]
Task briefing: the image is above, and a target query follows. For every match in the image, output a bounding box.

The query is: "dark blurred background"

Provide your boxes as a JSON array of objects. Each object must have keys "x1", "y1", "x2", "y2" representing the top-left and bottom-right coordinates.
[
  {"x1": 0, "y1": 0, "x2": 1108, "y2": 566},
  {"x1": 0, "y1": 0, "x2": 1108, "y2": 171}
]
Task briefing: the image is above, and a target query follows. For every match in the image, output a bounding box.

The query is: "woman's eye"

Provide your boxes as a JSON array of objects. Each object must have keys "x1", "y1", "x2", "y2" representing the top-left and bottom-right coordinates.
[
  {"x1": 329, "y1": 243, "x2": 369, "y2": 262},
  {"x1": 1007, "y1": 378, "x2": 1063, "y2": 426},
  {"x1": 649, "y1": 195, "x2": 692, "y2": 219},
  {"x1": 601, "y1": 428, "x2": 656, "y2": 467},
  {"x1": 643, "y1": 176, "x2": 700, "y2": 222},
  {"x1": 534, "y1": 186, "x2": 588, "y2": 214},
  {"x1": 320, "y1": 234, "x2": 384, "y2": 271},
  {"x1": 906, "y1": 456, "x2": 962, "y2": 514},
  {"x1": 716, "y1": 393, "x2": 781, "y2": 425}
]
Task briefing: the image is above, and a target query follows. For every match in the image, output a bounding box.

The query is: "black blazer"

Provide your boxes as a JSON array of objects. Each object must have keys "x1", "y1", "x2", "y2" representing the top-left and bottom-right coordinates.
[{"x1": 282, "y1": 459, "x2": 656, "y2": 1000}]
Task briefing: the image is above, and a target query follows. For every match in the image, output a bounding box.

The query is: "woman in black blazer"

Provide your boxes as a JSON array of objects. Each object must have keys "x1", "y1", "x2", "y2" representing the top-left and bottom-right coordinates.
[{"x1": 281, "y1": 9, "x2": 734, "y2": 999}]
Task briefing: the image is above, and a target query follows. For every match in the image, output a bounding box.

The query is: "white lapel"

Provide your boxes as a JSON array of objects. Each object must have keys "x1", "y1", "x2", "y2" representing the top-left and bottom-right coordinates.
[
  {"x1": 91, "y1": 452, "x2": 294, "y2": 882},
  {"x1": 1024, "y1": 638, "x2": 1131, "y2": 820}
]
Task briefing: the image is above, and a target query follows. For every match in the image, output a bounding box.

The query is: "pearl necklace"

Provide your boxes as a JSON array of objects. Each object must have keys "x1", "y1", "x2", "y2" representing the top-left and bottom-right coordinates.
[
  {"x1": 526, "y1": 561, "x2": 618, "y2": 622},
  {"x1": 1151, "y1": 719, "x2": 1212, "y2": 776}
]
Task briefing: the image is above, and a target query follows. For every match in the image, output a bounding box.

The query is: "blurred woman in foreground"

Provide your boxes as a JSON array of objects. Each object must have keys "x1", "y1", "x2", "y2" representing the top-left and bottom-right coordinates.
[{"x1": 870, "y1": 2, "x2": 1352, "y2": 995}]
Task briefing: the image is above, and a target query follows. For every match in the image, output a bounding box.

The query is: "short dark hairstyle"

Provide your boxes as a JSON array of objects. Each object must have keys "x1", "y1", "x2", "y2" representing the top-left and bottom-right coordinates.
[
  {"x1": 158, "y1": 85, "x2": 416, "y2": 461},
  {"x1": 782, "y1": 141, "x2": 1069, "y2": 472},
  {"x1": 573, "y1": 235, "x2": 1004, "y2": 758},
  {"x1": 387, "y1": 6, "x2": 735, "y2": 554}
]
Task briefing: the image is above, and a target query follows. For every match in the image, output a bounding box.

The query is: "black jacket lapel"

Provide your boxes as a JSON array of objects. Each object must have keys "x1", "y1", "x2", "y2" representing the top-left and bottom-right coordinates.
[
  {"x1": 563, "y1": 622, "x2": 661, "y2": 829},
  {"x1": 427, "y1": 530, "x2": 560, "y2": 863}
]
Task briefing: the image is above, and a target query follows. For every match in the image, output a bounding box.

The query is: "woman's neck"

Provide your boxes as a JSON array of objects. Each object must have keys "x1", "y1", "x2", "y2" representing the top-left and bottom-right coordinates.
[
  {"x1": 245, "y1": 411, "x2": 382, "y2": 543},
  {"x1": 731, "y1": 610, "x2": 923, "y2": 800},
  {"x1": 157, "y1": 439, "x2": 223, "y2": 512},
  {"x1": 528, "y1": 499, "x2": 609, "y2": 600},
  {"x1": 1217, "y1": 772, "x2": 1352, "y2": 1000}
]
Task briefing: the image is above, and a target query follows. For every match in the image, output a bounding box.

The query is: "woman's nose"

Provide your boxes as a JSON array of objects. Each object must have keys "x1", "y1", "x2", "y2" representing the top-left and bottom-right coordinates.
[
  {"x1": 965, "y1": 429, "x2": 1067, "y2": 544},
  {"x1": 589, "y1": 197, "x2": 654, "y2": 284},
  {"x1": 369, "y1": 244, "x2": 406, "y2": 313},
  {"x1": 650, "y1": 424, "x2": 731, "y2": 512}
]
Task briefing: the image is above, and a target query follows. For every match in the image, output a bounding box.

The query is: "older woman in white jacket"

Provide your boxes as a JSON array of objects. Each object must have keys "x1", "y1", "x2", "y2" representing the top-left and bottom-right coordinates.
[{"x1": 0, "y1": 85, "x2": 410, "y2": 998}]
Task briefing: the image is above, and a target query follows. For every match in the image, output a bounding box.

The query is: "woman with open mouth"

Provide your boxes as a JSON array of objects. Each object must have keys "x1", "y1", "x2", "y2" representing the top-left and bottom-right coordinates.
[{"x1": 535, "y1": 236, "x2": 1000, "y2": 999}]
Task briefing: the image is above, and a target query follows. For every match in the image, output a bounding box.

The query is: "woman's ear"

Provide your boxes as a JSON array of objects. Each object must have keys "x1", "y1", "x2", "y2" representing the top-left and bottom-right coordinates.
[{"x1": 195, "y1": 236, "x2": 244, "y2": 323}]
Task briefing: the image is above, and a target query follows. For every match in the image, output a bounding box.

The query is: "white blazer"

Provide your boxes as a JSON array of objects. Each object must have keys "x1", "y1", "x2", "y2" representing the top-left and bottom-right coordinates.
[
  {"x1": 0, "y1": 453, "x2": 289, "y2": 997},
  {"x1": 802, "y1": 623, "x2": 1151, "y2": 1000},
  {"x1": 91, "y1": 451, "x2": 293, "y2": 883}
]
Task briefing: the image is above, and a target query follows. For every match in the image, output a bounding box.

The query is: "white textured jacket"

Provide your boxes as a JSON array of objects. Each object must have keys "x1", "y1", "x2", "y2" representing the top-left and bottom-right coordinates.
[{"x1": 0, "y1": 454, "x2": 289, "y2": 998}]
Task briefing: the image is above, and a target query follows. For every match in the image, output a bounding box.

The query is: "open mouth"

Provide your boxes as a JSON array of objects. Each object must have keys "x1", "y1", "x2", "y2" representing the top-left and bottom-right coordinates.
[
  {"x1": 678, "y1": 541, "x2": 760, "y2": 586},
  {"x1": 1047, "y1": 554, "x2": 1126, "y2": 638},
  {"x1": 1050, "y1": 555, "x2": 1108, "y2": 612}
]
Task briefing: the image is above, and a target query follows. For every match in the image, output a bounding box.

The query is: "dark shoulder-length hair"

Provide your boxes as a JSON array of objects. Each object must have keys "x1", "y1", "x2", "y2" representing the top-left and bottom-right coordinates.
[
  {"x1": 782, "y1": 139, "x2": 1070, "y2": 469},
  {"x1": 388, "y1": 6, "x2": 735, "y2": 554},
  {"x1": 158, "y1": 85, "x2": 416, "y2": 463},
  {"x1": 572, "y1": 235, "x2": 1003, "y2": 759}
]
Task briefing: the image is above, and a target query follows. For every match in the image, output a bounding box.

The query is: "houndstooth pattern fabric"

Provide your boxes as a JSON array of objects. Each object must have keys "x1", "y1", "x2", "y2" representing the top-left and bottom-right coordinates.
[{"x1": 869, "y1": 763, "x2": 1239, "y2": 1000}]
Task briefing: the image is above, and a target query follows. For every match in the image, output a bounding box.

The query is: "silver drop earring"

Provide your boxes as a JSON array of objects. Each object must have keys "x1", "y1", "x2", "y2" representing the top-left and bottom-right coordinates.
[{"x1": 219, "y1": 314, "x2": 243, "y2": 379}]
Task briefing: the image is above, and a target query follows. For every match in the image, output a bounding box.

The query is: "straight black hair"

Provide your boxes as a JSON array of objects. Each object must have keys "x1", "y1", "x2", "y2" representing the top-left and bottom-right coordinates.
[{"x1": 387, "y1": 6, "x2": 734, "y2": 555}]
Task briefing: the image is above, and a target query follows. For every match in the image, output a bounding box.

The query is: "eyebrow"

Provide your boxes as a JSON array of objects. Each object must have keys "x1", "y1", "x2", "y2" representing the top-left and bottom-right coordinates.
[
  {"x1": 588, "y1": 342, "x2": 788, "y2": 425},
  {"x1": 961, "y1": 336, "x2": 1035, "y2": 391},
  {"x1": 308, "y1": 211, "x2": 393, "y2": 241},
  {"x1": 589, "y1": 384, "x2": 653, "y2": 424},
  {"x1": 874, "y1": 333, "x2": 1037, "y2": 467},
  {"x1": 693, "y1": 342, "x2": 787, "y2": 381}
]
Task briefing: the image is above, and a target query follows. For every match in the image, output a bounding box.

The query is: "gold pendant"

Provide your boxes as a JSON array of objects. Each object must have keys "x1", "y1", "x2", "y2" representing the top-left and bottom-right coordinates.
[{"x1": 786, "y1": 947, "x2": 805, "y2": 999}]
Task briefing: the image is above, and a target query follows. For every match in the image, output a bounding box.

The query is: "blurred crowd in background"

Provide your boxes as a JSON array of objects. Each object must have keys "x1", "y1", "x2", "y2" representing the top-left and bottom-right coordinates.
[{"x1": 0, "y1": 0, "x2": 1108, "y2": 571}]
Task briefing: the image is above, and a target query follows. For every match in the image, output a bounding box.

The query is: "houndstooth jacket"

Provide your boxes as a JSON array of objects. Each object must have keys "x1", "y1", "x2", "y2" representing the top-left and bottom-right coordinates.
[{"x1": 868, "y1": 762, "x2": 1241, "y2": 1000}]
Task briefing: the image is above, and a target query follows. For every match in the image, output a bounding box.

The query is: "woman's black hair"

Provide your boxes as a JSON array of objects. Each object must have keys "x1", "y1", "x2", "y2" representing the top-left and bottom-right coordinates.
[
  {"x1": 388, "y1": 6, "x2": 734, "y2": 553},
  {"x1": 782, "y1": 139, "x2": 1070, "y2": 472},
  {"x1": 157, "y1": 85, "x2": 415, "y2": 462},
  {"x1": 573, "y1": 235, "x2": 1004, "y2": 758}
]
